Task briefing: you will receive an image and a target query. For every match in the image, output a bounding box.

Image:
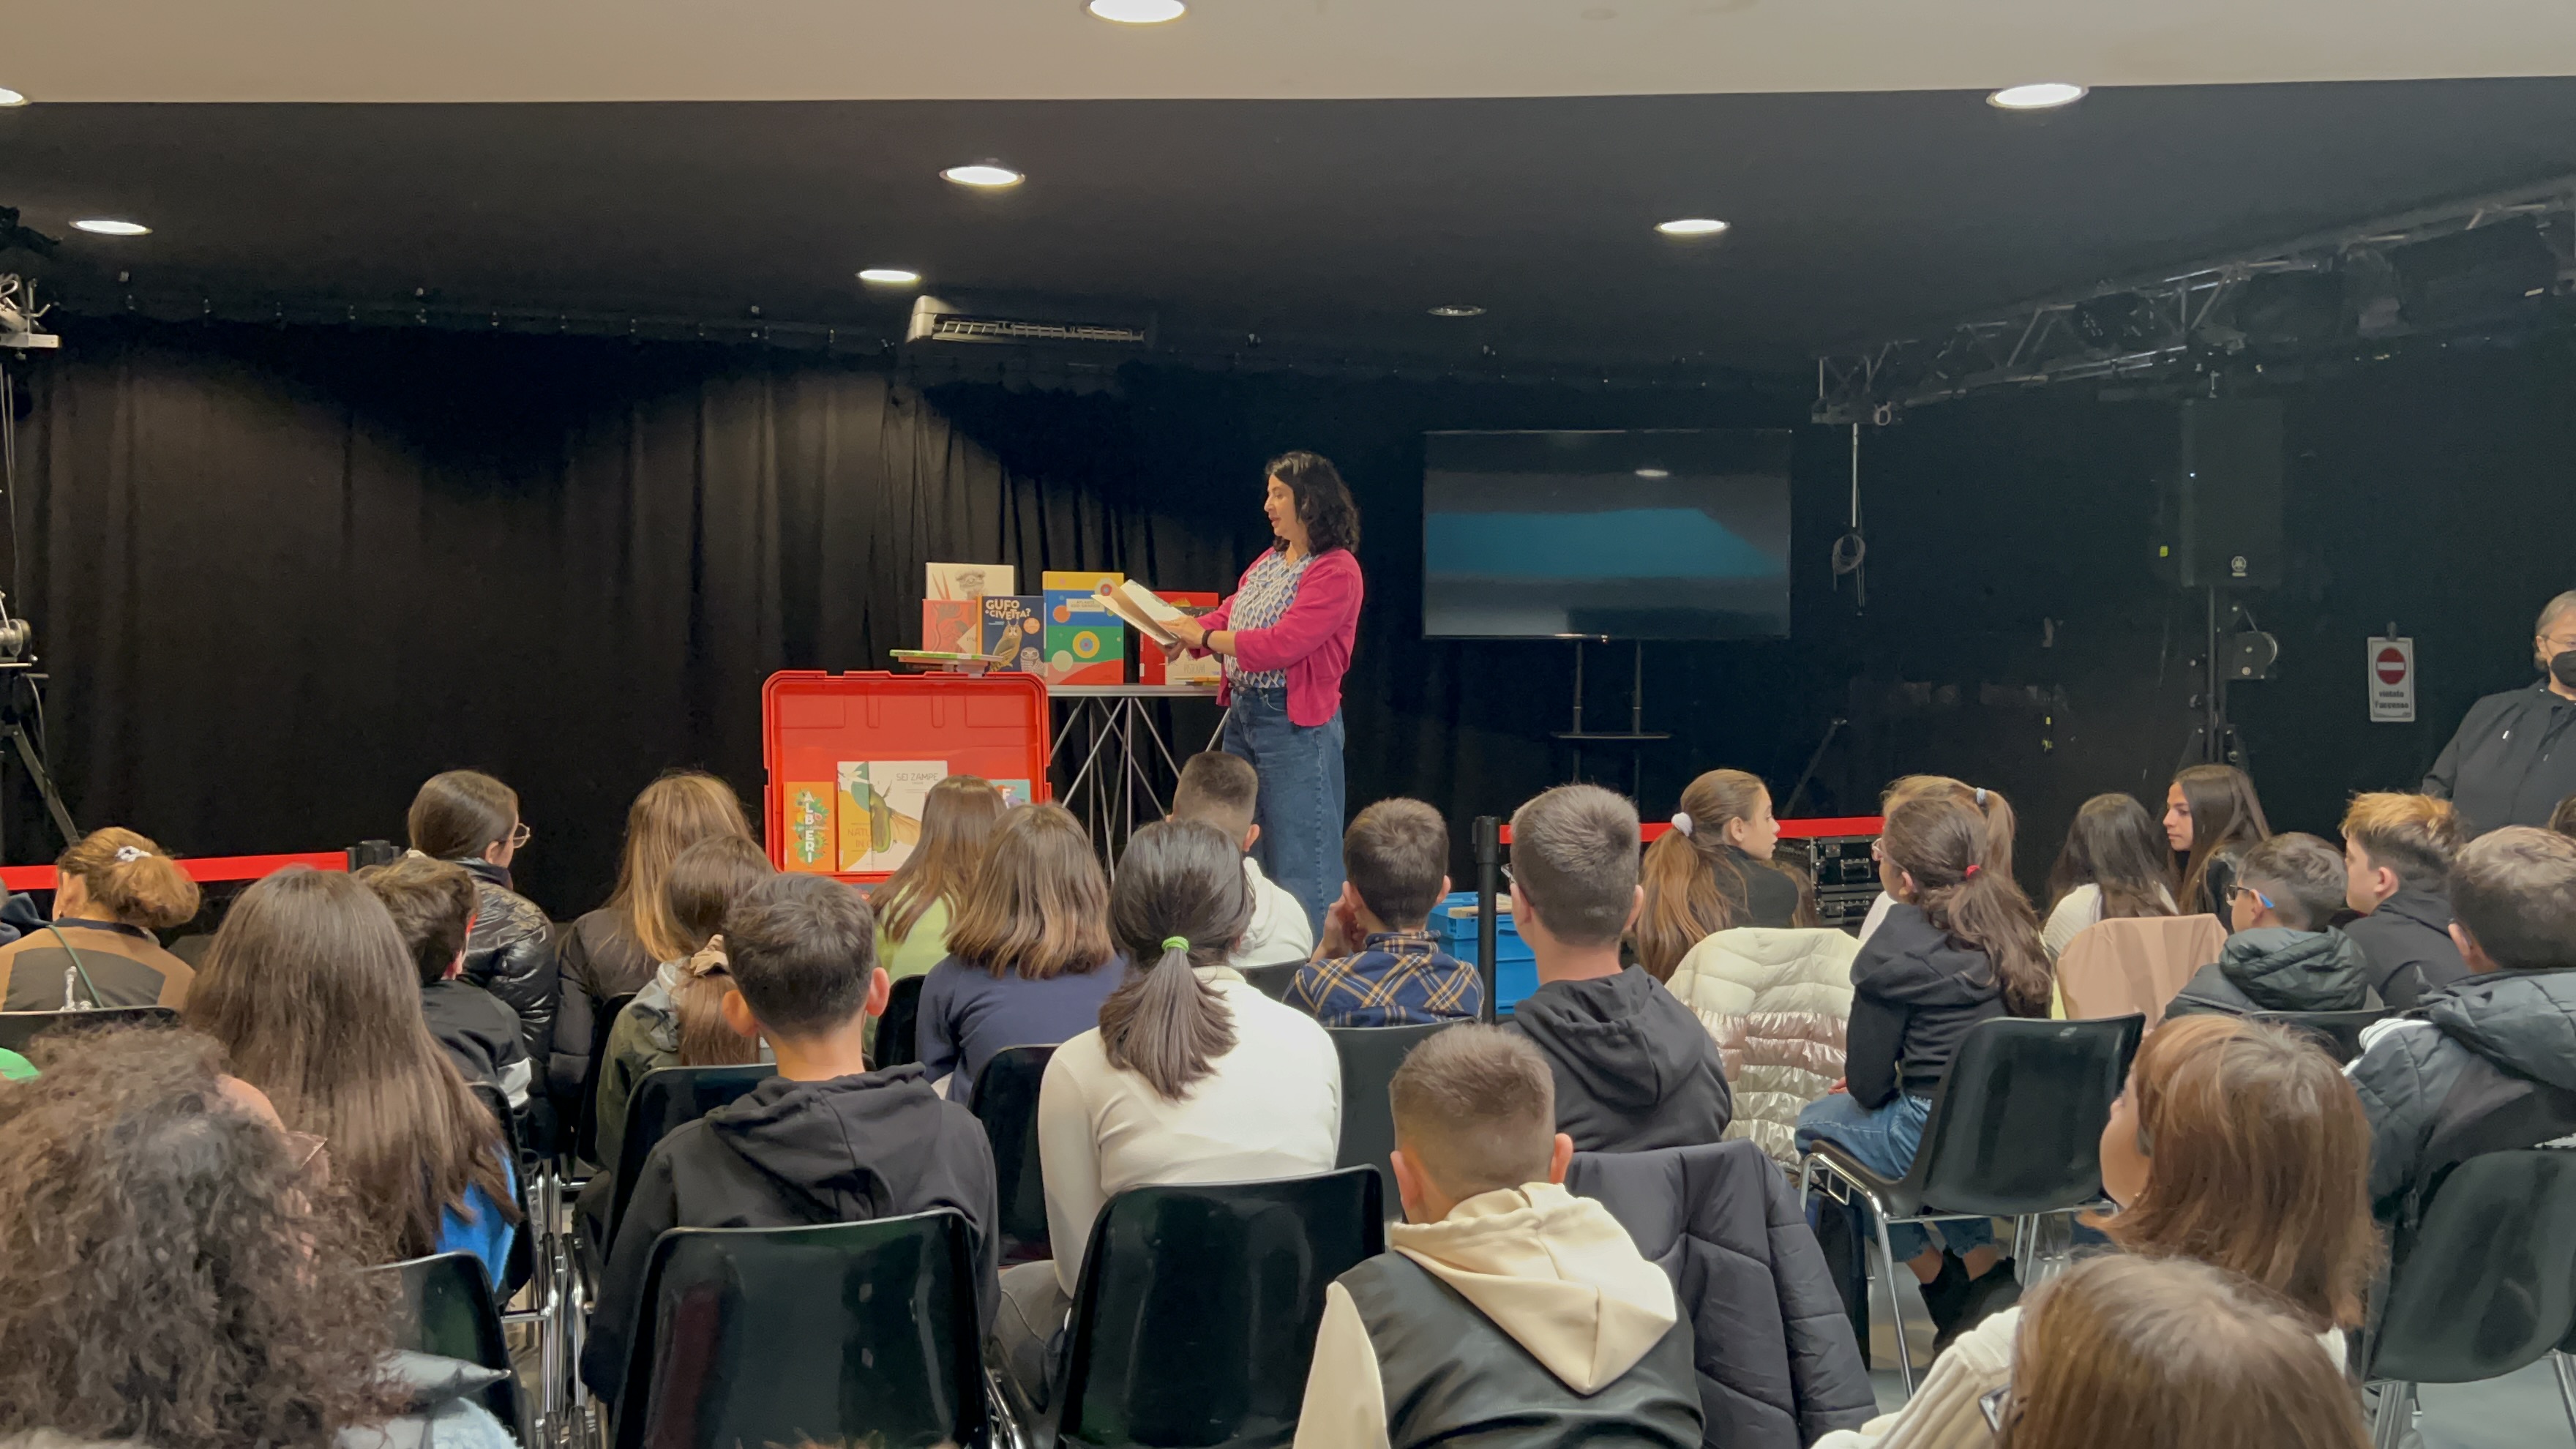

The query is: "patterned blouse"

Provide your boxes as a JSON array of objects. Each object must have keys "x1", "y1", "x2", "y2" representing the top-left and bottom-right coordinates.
[{"x1": 1226, "y1": 547, "x2": 1316, "y2": 689}]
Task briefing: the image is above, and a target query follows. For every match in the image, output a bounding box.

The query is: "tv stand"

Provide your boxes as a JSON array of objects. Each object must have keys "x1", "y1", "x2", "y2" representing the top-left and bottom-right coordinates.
[{"x1": 1552, "y1": 638, "x2": 1669, "y2": 798}]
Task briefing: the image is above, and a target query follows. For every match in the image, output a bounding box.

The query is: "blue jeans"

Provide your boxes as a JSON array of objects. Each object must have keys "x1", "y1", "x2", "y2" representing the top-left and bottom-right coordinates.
[
  {"x1": 1219, "y1": 686, "x2": 1345, "y2": 939},
  {"x1": 1796, "y1": 1090, "x2": 1996, "y2": 1262}
]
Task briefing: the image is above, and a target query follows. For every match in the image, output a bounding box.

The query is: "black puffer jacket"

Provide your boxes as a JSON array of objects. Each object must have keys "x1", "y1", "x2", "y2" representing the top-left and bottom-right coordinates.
[
  {"x1": 2165, "y1": 926, "x2": 2377, "y2": 1019},
  {"x1": 1568, "y1": 1140, "x2": 1875, "y2": 1449},
  {"x1": 2350, "y1": 968, "x2": 2576, "y2": 1237},
  {"x1": 550, "y1": 907, "x2": 660, "y2": 1104},
  {"x1": 455, "y1": 858, "x2": 558, "y2": 1063}
]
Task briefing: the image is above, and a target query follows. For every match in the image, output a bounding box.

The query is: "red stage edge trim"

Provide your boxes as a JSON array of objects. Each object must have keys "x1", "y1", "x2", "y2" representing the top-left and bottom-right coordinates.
[
  {"x1": 1496, "y1": 816, "x2": 1883, "y2": 847},
  {"x1": 0, "y1": 851, "x2": 350, "y2": 893}
]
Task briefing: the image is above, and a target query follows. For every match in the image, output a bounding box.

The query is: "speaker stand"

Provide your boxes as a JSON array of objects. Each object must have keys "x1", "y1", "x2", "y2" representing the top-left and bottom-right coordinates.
[{"x1": 1554, "y1": 638, "x2": 1669, "y2": 801}]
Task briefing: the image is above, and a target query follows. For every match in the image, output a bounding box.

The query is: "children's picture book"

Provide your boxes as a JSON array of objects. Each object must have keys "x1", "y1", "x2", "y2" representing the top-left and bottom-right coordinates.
[
  {"x1": 921, "y1": 599, "x2": 981, "y2": 654},
  {"x1": 990, "y1": 779, "x2": 1035, "y2": 809},
  {"x1": 1098, "y1": 578, "x2": 1189, "y2": 647},
  {"x1": 1140, "y1": 589, "x2": 1224, "y2": 686},
  {"x1": 1042, "y1": 570, "x2": 1126, "y2": 686},
  {"x1": 926, "y1": 562, "x2": 1014, "y2": 602},
  {"x1": 836, "y1": 760, "x2": 948, "y2": 872},
  {"x1": 782, "y1": 780, "x2": 836, "y2": 872},
  {"x1": 981, "y1": 594, "x2": 1045, "y2": 673}
]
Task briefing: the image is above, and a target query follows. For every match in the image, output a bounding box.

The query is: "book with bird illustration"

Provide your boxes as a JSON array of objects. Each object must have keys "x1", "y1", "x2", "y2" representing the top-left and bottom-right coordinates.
[{"x1": 836, "y1": 760, "x2": 948, "y2": 872}]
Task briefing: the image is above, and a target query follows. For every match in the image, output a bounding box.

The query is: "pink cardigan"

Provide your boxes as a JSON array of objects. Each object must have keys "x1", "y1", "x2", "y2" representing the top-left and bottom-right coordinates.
[{"x1": 1197, "y1": 547, "x2": 1363, "y2": 727}]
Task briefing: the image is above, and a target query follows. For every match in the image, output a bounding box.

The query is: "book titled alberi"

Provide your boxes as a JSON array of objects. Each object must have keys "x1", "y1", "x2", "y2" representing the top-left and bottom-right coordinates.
[{"x1": 981, "y1": 595, "x2": 1044, "y2": 673}]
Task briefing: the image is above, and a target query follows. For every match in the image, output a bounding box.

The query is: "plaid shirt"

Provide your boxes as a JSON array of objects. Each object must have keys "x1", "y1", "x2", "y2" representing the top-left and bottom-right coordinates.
[{"x1": 1286, "y1": 929, "x2": 1482, "y2": 1029}]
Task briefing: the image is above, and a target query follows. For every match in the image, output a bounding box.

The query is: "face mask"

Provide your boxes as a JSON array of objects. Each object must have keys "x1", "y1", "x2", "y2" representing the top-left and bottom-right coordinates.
[{"x1": 2553, "y1": 651, "x2": 2576, "y2": 689}]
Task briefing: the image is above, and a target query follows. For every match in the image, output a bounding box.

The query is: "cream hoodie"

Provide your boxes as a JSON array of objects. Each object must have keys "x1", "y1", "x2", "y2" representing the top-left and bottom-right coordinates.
[{"x1": 1293, "y1": 1181, "x2": 1680, "y2": 1449}]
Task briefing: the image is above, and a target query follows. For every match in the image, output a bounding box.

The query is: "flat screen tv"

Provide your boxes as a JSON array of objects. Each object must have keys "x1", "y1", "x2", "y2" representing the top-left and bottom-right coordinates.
[{"x1": 1422, "y1": 429, "x2": 1792, "y2": 640}]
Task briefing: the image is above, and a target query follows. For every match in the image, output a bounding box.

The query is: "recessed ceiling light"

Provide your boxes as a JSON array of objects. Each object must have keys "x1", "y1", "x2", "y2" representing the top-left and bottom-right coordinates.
[
  {"x1": 1655, "y1": 217, "x2": 1729, "y2": 237},
  {"x1": 0, "y1": 89, "x2": 26, "y2": 108},
  {"x1": 1988, "y1": 82, "x2": 2086, "y2": 111},
  {"x1": 1635, "y1": 467, "x2": 1671, "y2": 479},
  {"x1": 1087, "y1": 0, "x2": 1186, "y2": 21},
  {"x1": 941, "y1": 163, "x2": 1023, "y2": 189},
  {"x1": 72, "y1": 218, "x2": 150, "y2": 236},
  {"x1": 858, "y1": 268, "x2": 922, "y2": 285},
  {"x1": 1428, "y1": 304, "x2": 1485, "y2": 318}
]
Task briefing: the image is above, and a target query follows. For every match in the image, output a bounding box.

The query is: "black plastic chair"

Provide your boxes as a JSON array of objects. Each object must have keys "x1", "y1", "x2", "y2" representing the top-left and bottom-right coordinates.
[
  {"x1": 970, "y1": 1043, "x2": 1057, "y2": 1265},
  {"x1": 605, "y1": 1063, "x2": 778, "y2": 1247},
  {"x1": 1328, "y1": 1021, "x2": 1464, "y2": 1218},
  {"x1": 0, "y1": 1004, "x2": 181, "y2": 1053},
  {"x1": 2247, "y1": 1008, "x2": 2392, "y2": 1066},
  {"x1": 571, "y1": 989, "x2": 638, "y2": 1174},
  {"x1": 373, "y1": 1250, "x2": 531, "y2": 1448},
  {"x1": 1036, "y1": 1167, "x2": 1385, "y2": 1448},
  {"x1": 1238, "y1": 959, "x2": 1303, "y2": 1003},
  {"x1": 877, "y1": 973, "x2": 926, "y2": 1068},
  {"x1": 613, "y1": 1211, "x2": 992, "y2": 1449},
  {"x1": 1797, "y1": 1014, "x2": 2144, "y2": 1397},
  {"x1": 2364, "y1": 1149, "x2": 2576, "y2": 1447}
]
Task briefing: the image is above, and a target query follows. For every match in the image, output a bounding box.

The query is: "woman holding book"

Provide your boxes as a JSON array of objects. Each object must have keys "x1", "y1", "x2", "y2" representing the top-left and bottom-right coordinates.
[{"x1": 1164, "y1": 450, "x2": 1365, "y2": 939}]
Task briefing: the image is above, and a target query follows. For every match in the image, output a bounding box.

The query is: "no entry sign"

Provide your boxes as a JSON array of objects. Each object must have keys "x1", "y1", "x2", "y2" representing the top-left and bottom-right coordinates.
[{"x1": 2370, "y1": 637, "x2": 2416, "y2": 723}]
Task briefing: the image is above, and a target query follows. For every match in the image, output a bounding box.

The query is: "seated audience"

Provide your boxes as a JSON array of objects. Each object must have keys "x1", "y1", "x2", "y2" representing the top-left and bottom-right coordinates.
[
  {"x1": 0, "y1": 826, "x2": 201, "y2": 1009},
  {"x1": 1287, "y1": 797, "x2": 1480, "y2": 1027},
  {"x1": 1797, "y1": 789, "x2": 2047, "y2": 1339},
  {"x1": 0, "y1": 1027, "x2": 519, "y2": 1449},
  {"x1": 1003, "y1": 819, "x2": 1341, "y2": 1406},
  {"x1": 582, "y1": 872, "x2": 998, "y2": 1404},
  {"x1": 2338, "y1": 791, "x2": 2468, "y2": 1010},
  {"x1": 918, "y1": 803, "x2": 1126, "y2": 1107},
  {"x1": 872, "y1": 774, "x2": 1008, "y2": 985},
  {"x1": 556, "y1": 771, "x2": 756, "y2": 1112},
  {"x1": 1295, "y1": 1025, "x2": 1701, "y2": 1448},
  {"x1": 1817, "y1": 1013, "x2": 2376, "y2": 1448},
  {"x1": 1633, "y1": 767, "x2": 1802, "y2": 977},
  {"x1": 185, "y1": 866, "x2": 521, "y2": 1287},
  {"x1": 1505, "y1": 784, "x2": 1732, "y2": 1152},
  {"x1": 594, "y1": 835, "x2": 774, "y2": 1173},
  {"x1": 361, "y1": 855, "x2": 533, "y2": 1109},
  {"x1": 2352, "y1": 825, "x2": 2576, "y2": 1233},
  {"x1": 1857, "y1": 778, "x2": 2017, "y2": 943},
  {"x1": 409, "y1": 768, "x2": 558, "y2": 1063},
  {"x1": 2165, "y1": 834, "x2": 2375, "y2": 1020},
  {"x1": 2165, "y1": 763, "x2": 2271, "y2": 925},
  {"x1": 1170, "y1": 749, "x2": 1314, "y2": 968},
  {"x1": 1989, "y1": 1256, "x2": 2370, "y2": 1449},
  {"x1": 2040, "y1": 793, "x2": 2176, "y2": 959}
]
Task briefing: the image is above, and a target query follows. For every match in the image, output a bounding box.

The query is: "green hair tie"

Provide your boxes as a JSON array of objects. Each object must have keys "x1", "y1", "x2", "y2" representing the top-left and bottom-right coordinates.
[{"x1": 1162, "y1": 936, "x2": 1191, "y2": 953}]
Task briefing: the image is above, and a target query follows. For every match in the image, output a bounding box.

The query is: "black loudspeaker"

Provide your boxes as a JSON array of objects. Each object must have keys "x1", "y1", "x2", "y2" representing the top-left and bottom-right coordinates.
[{"x1": 2170, "y1": 398, "x2": 2284, "y2": 588}]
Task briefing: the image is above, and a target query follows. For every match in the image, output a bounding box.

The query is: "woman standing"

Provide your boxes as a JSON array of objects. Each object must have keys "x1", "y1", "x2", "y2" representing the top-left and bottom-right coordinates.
[{"x1": 1165, "y1": 451, "x2": 1365, "y2": 937}]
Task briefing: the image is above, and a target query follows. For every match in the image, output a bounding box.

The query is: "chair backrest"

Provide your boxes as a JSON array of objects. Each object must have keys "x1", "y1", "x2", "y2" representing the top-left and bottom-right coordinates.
[
  {"x1": 1906, "y1": 1014, "x2": 2144, "y2": 1218},
  {"x1": 2056, "y1": 914, "x2": 2227, "y2": 1026},
  {"x1": 574, "y1": 990, "x2": 640, "y2": 1169},
  {"x1": 2247, "y1": 1008, "x2": 2393, "y2": 1066},
  {"x1": 607, "y1": 1063, "x2": 779, "y2": 1244},
  {"x1": 2370, "y1": 1149, "x2": 2576, "y2": 1385},
  {"x1": 1238, "y1": 959, "x2": 1302, "y2": 1003},
  {"x1": 1329, "y1": 1020, "x2": 1464, "y2": 1214},
  {"x1": 876, "y1": 973, "x2": 926, "y2": 1068},
  {"x1": 373, "y1": 1251, "x2": 527, "y2": 1443},
  {"x1": 0, "y1": 1005, "x2": 182, "y2": 1053},
  {"x1": 613, "y1": 1212, "x2": 988, "y2": 1449},
  {"x1": 970, "y1": 1043, "x2": 1057, "y2": 1265},
  {"x1": 1058, "y1": 1169, "x2": 1385, "y2": 1448}
]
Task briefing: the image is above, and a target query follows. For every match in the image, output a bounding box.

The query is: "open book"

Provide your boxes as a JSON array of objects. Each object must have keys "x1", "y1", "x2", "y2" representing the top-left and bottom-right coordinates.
[{"x1": 1097, "y1": 579, "x2": 1192, "y2": 648}]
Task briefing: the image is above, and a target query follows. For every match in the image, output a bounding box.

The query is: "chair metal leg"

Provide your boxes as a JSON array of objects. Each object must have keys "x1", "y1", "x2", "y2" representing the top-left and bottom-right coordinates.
[
  {"x1": 1873, "y1": 1207, "x2": 1916, "y2": 1399},
  {"x1": 2369, "y1": 1380, "x2": 2414, "y2": 1449},
  {"x1": 2555, "y1": 1352, "x2": 2576, "y2": 1439}
]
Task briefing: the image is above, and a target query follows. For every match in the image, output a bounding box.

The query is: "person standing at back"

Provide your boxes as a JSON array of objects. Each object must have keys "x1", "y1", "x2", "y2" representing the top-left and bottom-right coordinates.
[
  {"x1": 2165, "y1": 764, "x2": 2270, "y2": 926},
  {"x1": 408, "y1": 769, "x2": 558, "y2": 1063},
  {"x1": 2424, "y1": 590, "x2": 2576, "y2": 834},
  {"x1": 1632, "y1": 768, "x2": 1802, "y2": 981},
  {"x1": 0, "y1": 827, "x2": 200, "y2": 1010},
  {"x1": 2038, "y1": 794, "x2": 2176, "y2": 960},
  {"x1": 1505, "y1": 784, "x2": 1731, "y2": 1153},
  {"x1": 2338, "y1": 792, "x2": 2468, "y2": 1010}
]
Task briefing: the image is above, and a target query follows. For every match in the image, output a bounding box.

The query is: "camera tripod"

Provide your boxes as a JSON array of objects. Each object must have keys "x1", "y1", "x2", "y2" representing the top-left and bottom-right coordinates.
[{"x1": 0, "y1": 663, "x2": 77, "y2": 860}]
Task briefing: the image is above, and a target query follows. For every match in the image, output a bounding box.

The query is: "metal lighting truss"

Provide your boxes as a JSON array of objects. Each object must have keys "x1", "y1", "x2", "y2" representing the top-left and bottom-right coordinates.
[{"x1": 1814, "y1": 175, "x2": 2576, "y2": 424}]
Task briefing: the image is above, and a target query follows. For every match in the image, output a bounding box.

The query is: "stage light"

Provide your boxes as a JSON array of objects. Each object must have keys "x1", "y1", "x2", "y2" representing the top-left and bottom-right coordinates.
[
  {"x1": 72, "y1": 218, "x2": 149, "y2": 236},
  {"x1": 1656, "y1": 217, "x2": 1729, "y2": 237},
  {"x1": 1088, "y1": 0, "x2": 1186, "y2": 21},
  {"x1": 858, "y1": 268, "x2": 922, "y2": 285},
  {"x1": 1427, "y1": 304, "x2": 1485, "y2": 318},
  {"x1": 1634, "y1": 467, "x2": 1671, "y2": 479},
  {"x1": 0, "y1": 89, "x2": 26, "y2": 108},
  {"x1": 942, "y1": 164, "x2": 1024, "y2": 189},
  {"x1": 1988, "y1": 83, "x2": 2086, "y2": 111}
]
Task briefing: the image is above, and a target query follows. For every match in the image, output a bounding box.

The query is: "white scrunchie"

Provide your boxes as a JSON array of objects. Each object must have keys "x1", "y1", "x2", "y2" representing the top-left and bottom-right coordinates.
[
  {"x1": 1973, "y1": 787, "x2": 1988, "y2": 806},
  {"x1": 113, "y1": 845, "x2": 147, "y2": 864},
  {"x1": 1669, "y1": 812, "x2": 1694, "y2": 838}
]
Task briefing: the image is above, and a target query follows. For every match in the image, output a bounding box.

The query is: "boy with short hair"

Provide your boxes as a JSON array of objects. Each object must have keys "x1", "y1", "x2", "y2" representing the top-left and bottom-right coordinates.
[
  {"x1": 1294, "y1": 1024, "x2": 1701, "y2": 1448},
  {"x1": 1287, "y1": 798, "x2": 1480, "y2": 1027},
  {"x1": 2340, "y1": 792, "x2": 2469, "y2": 1009},
  {"x1": 2165, "y1": 832, "x2": 2376, "y2": 1019},
  {"x1": 1170, "y1": 750, "x2": 1314, "y2": 968},
  {"x1": 2351, "y1": 826, "x2": 2576, "y2": 1230},
  {"x1": 1503, "y1": 784, "x2": 1731, "y2": 1152},
  {"x1": 580, "y1": 872, "x2": 998, "y2": 1403},
  {"x1": 359, "y1": 856, "x2": 531, "y2": 1109}
]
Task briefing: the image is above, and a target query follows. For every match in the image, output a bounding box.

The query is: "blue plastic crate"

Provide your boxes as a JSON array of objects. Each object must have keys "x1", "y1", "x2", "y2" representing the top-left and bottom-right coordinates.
[{"x1": 1431, "y1": 891, "x2": 1538, "y2": 1016}]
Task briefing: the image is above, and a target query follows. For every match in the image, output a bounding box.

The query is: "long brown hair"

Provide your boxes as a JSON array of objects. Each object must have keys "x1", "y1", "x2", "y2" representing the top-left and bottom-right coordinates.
[
  {"x1": 407, "y1": 769, "x2": 519, "y2": 861},
  {"x1": 2097, "y1": 1015, "x2": 2378, "y2": 1330},
  {"x1": 2046, "y1": 793, "x2": 2178, "y2": 922},
  {"x1": 940, "y1": 804, "x2": 1115, "y2": 981},
  {"x1": 0, "y1": 1027, "x2": 397, "y2": 1449},
  {"x1": 872, "y1": 776, "x2": 1008, "y2": 946},
  {"x1": 1879, "y1": 793, "x2": 2052, "y2": 1017},
  {"x1": 1268, "y1": 449, "x2": 1361, "y2": 555},
  {"x1": 2002, "y1": 1256, "x2": 2370, "y2": 1449},
  {"x1": 1884, "y1": 774, "x2": 2017, "y2": 877},
  {"x1": 56, "y1": 825, "x2": 201, "y2": 929},
  {"x1": 185, "y1": 866, "x2": 519, "y2": 1259},
  {"x1": 1635, "y1": 768, "x2": 1787, "y2": 980},
  {"x1": 1100, "y1": 820, "x2": 1248, "y2": 1101},
  {"x1": 604, "y1": 771, "x2": 755, "y2": 962},
  {"x1": 2172, "y1": 764, "x2": 2270, "y2": 914}
]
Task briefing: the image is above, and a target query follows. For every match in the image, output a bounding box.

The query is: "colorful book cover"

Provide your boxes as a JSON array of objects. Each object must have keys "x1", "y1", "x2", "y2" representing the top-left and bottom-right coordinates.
[
  {"x1": 1141, "y1": 589, "x2": 1223, "y2": 686},
  {"x1": 981, "y1": 595, "x2": 1045, "y2": 673},
  {"x1": 921, "y1": 599, "x2": 981, "y2": 654},
  {"x1": 926, "y1": 562, "x2": 1014, "y2": 602},
  {"x1": 782, "y1": 781, "x2": 836, "y2": 873},
  {"x1": 1041, "y1": 570, "x2": 1125, "y2": 686},
  {"x1": 836, "y1": 760, "x2": 948, "y2": 872},
  {"x1": 991, "y1": 779, "x2": 1035, "y2": 809}
]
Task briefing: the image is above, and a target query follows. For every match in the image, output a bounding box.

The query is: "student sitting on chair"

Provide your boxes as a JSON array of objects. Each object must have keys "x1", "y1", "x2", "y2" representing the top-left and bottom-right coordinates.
[
  {"x1": 0, "y1": 827, "x2": 201, "y2": 1010},
  {"x1": 359, "y1": 855, "x2": 533, "y2": 1109},
  {"x1": 581, "y1": 872, "x2": 999, "y2": 1405},
  {"x1": 2337, "y1": 792, "x2": 2468, "y2": 1010},
  {"x1": 1288, "y1": 798, "x2": 1480, "y2": 1027},
  {"x1": 1170, "y1": 750, "x2": 1314, "y2": 969},
  {"x1": 2165, "y1": 834, "x2": 2376, "y2": 1021},
  {"x1": 1295, "y1": 1024, "x2": 1702, "y2": 1448}
]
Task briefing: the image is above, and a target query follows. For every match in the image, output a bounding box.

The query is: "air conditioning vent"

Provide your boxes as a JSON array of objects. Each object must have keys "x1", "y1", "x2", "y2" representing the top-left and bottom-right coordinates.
[{"x1": 905, "y1": 293, "x2": 1156, "y2": 350}]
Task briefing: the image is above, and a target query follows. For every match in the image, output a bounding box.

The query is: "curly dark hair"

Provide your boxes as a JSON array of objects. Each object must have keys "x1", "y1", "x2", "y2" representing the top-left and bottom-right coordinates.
[
  {"x1": 0, "y1": 1025, "x2": 397, "y2": 1449},
  {"x1": 1267, "y1": 449, "x2": 1361, "y2": 555}
]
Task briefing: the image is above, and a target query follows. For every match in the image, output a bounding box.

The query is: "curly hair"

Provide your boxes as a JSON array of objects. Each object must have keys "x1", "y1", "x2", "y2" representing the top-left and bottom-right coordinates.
[
  {"x1": 0, "y1": 1025, "x2": 396, "y2": 1449},
  {"x1": 1267, "y1": 450, "x2": 1361, "y2": 555}
]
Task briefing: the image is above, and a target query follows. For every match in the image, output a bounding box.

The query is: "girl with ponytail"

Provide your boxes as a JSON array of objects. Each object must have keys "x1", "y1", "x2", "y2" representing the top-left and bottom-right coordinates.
[
  {"x1": 1633, "y1": 768, "x2": 1805, "y2": 979},
  {"x1": 0, "y1": 826, "x2": 203, "y2": 1010},
  {"x1": 1856, "y1": 776, "x2": 2019, "y2": 943},
  {"x1": 1795, "y1": 793, "x2": 2052, "y2": 1342}
]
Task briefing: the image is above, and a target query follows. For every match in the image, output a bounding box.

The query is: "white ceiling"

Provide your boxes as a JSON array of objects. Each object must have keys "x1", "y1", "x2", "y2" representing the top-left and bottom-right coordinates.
[{"x1": 10, "y1": 0, "x2": 2576, "y2": 104}]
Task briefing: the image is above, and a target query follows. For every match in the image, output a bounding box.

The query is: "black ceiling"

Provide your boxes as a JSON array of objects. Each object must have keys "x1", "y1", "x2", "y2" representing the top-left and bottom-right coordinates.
[{"x1": 4, "y1": 78, "x2": 2576, "y2": 375}]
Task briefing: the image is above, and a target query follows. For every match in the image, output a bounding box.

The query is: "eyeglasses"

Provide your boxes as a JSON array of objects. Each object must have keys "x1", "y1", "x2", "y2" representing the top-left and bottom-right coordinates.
[
  {"x1": 2228, "y1": 883, "x2": 2274, "y2": 913},
  {"x1": 507, "y1": 822, "x2": 533, "y2": 850}
]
